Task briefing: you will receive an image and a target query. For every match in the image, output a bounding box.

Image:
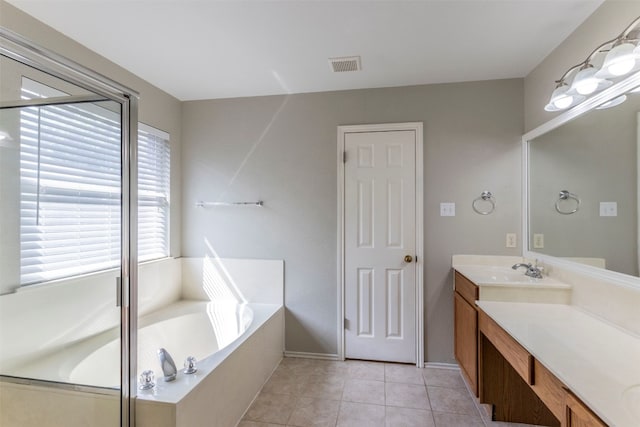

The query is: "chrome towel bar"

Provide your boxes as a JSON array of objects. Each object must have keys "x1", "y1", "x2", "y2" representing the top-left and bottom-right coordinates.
[{"x1": 195, "y1": 201, "x2": 264, "y2": 208}]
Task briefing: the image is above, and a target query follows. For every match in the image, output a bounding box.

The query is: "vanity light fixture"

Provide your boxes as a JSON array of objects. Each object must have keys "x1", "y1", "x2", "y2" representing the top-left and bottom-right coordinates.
[{"x1": 545, "y1": 16, "x2": 640, "y2": 112}]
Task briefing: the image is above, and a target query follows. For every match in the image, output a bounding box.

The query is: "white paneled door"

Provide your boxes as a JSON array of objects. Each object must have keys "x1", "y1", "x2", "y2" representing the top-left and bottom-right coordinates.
[{"x1": 343, "y1": 128, "x2": 418, "y2": 363}]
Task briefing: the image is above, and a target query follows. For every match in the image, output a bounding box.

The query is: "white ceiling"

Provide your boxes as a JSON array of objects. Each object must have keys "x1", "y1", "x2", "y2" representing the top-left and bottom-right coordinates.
[{"x1": 6, "y1": 0, "x2": 604, "y2": 101}]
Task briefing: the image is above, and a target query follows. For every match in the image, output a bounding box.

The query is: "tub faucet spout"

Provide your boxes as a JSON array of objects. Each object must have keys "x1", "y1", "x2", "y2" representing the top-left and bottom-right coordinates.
[{"x1": 158, "y1": 348, "x2": 177, "y2": 382}]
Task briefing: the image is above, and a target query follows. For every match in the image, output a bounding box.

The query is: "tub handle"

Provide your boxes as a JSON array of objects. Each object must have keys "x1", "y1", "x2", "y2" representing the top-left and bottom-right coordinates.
[
  {"x1": 184, "y1": 356, "x2": 198, "y2": 374},
  {"x1": 139, "y1": 370, "x2": 155, "y2": 390}
]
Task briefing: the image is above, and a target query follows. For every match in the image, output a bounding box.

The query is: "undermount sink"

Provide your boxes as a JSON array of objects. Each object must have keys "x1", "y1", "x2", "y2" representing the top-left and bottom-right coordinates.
[{"x1": 454, "y1": 265, "x2": 570, "y2": 288}]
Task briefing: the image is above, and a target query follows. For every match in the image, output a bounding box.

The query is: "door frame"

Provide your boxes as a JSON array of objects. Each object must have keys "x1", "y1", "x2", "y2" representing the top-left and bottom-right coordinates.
[{"x1": 337, "y1": 122, "x2": 424, "y2": 367}]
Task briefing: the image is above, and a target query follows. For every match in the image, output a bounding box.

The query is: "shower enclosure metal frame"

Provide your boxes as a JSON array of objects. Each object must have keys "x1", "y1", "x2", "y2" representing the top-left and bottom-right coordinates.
[{"x1": 0, "y1": 27, "x2": 139, "y2": 427}]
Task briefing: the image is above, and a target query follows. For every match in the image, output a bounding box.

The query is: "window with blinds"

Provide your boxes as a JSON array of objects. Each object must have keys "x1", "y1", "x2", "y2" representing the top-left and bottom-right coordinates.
[
  {"x1": 20, "y1": 78, "x2": 170, "y2": 286},
  {"x1": 138, "y1": 124, "x2": 170, "y2": 262}
]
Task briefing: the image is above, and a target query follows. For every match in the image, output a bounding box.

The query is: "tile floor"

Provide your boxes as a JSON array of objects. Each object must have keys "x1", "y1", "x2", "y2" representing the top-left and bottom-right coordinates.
[{"x1": 238, "y1": 358, "x2": 541, "y2": 427}]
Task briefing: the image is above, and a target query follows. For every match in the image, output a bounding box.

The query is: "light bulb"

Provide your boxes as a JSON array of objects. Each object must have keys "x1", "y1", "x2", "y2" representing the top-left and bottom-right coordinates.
[
  {"x1": 609, "y1": 59, "x2": 635, "y2": 76},
  {"x1": 549, "y1": 84, "x2": 574, "y2": 110},
  {"x1": 576, "y1": 80, "x2": 598, "y2": 95},
  {"x1": 601, "y1": 42, "x2": 637, "y2": 77},
  {"x1": 553, "y1": 94, "x2": 574, "y2": 109},
  {"x1": 570, "y1": 67, "x2": 601, "y2": 95}
]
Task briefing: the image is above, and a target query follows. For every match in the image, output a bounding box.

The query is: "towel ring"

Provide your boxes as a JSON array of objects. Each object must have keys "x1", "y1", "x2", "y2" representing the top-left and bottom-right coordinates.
[
  {"x1": 555, "y1": 190, "x2": 580, "y2": 215},
  {"x1": 472, "y1": 191, "x2": 495, "y2": 215}
]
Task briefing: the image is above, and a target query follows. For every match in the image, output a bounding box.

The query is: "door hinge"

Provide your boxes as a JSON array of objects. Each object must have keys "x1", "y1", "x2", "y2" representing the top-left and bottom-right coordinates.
[
  {"x1": 344, "y1": 318, "x2": 350, "y2": 330},
  {"x1": 343, "y1": 151, "x2": 347, "y2": 163}
]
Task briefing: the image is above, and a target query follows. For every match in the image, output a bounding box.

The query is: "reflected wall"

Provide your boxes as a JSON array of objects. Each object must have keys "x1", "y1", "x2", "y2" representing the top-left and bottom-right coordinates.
[{"x1": 529, "y1": 91, "x2": 639, "y2": 276}]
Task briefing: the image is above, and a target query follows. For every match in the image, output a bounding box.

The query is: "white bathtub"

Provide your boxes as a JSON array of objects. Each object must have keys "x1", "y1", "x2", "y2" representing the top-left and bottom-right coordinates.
[
  {"x1": 69, "y1": 300, "x2": 255, "y2": 389},
  {"x1": 2, "y1": 300, "x2": 283, "y2": 427},
  {"x1": 136, "y1": 300, "x2": 284, "y2": 427},
  {"x1": 1, "y1": 257, "x2": 284, "y2": 427},
  {"x1": 134, "y1": 300, "x2": 279, "y2": 403}
]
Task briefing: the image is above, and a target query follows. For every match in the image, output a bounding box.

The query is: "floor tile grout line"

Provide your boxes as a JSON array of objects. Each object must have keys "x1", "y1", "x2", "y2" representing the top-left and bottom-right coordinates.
[
  {"x1": 335, "y1": 399, "x2": 343, "y2": 427},
  {"x1": 256, "y1": 358, "x2": 489, "y2": 426}
]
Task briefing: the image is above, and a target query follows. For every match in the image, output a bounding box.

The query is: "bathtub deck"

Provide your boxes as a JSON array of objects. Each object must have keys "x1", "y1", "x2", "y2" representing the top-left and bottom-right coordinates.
[{"x1": 136, "y1": 303, "x2": 284, "y2": 427}]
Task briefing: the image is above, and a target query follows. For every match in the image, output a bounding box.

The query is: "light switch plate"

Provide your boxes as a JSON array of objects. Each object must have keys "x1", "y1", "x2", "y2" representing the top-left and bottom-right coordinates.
[
  {"x1": 599, "y1": 202, "x2": 617, "y2": 217},
  {"x1": 440, "y1": 202, "x2": 455, "y2": 217}
]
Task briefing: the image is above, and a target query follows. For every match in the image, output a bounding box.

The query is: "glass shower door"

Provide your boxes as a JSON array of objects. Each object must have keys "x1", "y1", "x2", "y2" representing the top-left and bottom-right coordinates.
[{"x1": 0, "y1": 43, "x2": 133, "y2": 426}]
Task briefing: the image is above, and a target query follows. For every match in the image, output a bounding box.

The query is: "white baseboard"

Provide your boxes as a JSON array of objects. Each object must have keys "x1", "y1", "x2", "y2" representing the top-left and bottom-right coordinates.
[
  {"x1": 282, "y1": 353, "x2": 459, "y2": 369},
  {"x1": 283, "y1": 351, "x2": 340, "y2": 361},
  {"x1": 424, "y1": 362, "x2": 459, "y2": 370}
]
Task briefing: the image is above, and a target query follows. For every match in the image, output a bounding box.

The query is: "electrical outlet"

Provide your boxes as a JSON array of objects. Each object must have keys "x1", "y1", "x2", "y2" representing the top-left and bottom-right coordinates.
[
  {"x1": 506, "y1": 233, "x2": 517, "y2": 248},
  {"x1": 599, "y1": 202, "x2": 617, "y2": 217},
  {"x1": 440, "y1": 202, "x2": 455, "y2": 217},
  {"x1": 533, "y1": 233, "x2": 544, "y2": 249}
]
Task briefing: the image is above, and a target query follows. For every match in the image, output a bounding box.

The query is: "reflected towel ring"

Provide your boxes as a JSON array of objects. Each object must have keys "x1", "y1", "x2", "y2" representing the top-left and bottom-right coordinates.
[
  {"x1": 555, "y1": 190, "x2": 580, "y2": 215},
  {"x1": 472, "y1": 191, "x2": 495, "y2": 215}
]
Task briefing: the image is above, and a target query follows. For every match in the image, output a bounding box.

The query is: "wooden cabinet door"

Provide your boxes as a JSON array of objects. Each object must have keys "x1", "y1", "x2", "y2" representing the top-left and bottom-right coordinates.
[{"x1": 454, "y1": 292, "x2": 477, "y2": 395}]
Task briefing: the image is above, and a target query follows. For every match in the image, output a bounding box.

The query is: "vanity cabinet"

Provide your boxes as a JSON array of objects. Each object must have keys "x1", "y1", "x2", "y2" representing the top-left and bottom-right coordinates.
[
  {"x1": 476, "y1": 307, "x2": 609, "y2": 426},
  {"x1": 453, "y1": 268, "x2": 610, "y2": 426},
  {"x1": 453, "y1": 271, "x2": 479, "y2": 396},
  {"x1": 532, "y1": 359, "x2": 566, "y2": 422},
  {"x1": 564, "y1": 392, "x2": 607, "y2": 427},
  {"x1": 479, "y1": 309, "x2": 560, "y2": 426}
]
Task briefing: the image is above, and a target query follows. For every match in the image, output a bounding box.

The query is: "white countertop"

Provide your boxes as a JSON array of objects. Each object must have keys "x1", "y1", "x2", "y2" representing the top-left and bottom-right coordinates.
[
  {"x1": 476, "y1": 301, "x2": 640, "y2": 427},
  {"x1": 454, "y1": 264, "x2": 571, "y2": 289}
]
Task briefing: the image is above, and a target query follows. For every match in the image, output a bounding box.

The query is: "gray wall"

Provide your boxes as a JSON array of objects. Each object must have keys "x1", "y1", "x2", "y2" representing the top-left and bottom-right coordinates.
[
  {"x1": 182, "y1": 80, "x2": 524, "y2": 362},
  {"x1": 0, "y1": 1, "x2": 183, "y2": 259},
  {"x1": 3, "y1": 0, "x2": 529, "y2": 363},
  {"x1": 524, "y1": 0, "x2": 640, "y2": 132}
]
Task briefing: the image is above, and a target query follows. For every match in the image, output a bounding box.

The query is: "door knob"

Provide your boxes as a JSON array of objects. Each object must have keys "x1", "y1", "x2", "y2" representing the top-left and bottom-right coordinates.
[{"x1": 404, "y1": 255, "x2": 413, "y2": 263}]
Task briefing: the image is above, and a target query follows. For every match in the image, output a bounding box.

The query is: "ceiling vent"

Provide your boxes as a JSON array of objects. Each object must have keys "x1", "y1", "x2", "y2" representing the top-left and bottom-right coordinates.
[{"x1": 329, "y1": 56, "x2": 361, "y2": 73}]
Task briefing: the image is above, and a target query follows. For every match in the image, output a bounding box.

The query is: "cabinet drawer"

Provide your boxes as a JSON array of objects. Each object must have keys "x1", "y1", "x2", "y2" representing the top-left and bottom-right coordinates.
[
  {"x1": 454, "y1": 270, "x2": 479, "y2": 305},
  {"x1": 532, "y1": 359, "x2": 565, "y2": 422},
  {"x1": 565, "y1": 392, "x2": 607, "y2": 427},
  {"x1": 479, "y1": 309, "x2": 533, "y2": 385}
]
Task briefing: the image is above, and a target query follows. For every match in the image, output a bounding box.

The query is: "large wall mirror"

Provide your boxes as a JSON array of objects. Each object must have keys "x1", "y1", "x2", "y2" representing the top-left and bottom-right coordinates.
[{"x1": 525, "y1": 71, "x2": 640, "y2": 279}]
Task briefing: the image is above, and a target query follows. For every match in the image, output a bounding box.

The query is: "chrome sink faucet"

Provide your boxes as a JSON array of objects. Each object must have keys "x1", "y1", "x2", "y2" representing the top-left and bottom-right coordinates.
[
  {"x1": 512, "y1": 262, "x2": 544, "y2": 279},
  {"x1": 158, "y1": 348, "x2": 177, "y2": 382}
]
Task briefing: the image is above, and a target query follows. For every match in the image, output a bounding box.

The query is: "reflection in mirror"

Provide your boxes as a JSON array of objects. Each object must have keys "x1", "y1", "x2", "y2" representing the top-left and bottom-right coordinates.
[{"x1": 528, "y1": 86, "x2": 640, "y2": 276}]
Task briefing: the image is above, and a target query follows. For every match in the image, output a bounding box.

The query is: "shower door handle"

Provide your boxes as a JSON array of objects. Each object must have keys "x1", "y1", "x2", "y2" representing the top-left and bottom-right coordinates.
[{"x1": 116, "y1": 277, "x2": 122, "y2": 307}]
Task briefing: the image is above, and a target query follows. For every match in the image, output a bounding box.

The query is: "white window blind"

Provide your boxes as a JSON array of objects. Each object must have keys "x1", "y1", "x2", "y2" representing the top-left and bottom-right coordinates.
[
  {"x1": 138, "y1": 124, "x2": 170, "y2": 262},
  {"x1": 19, "y1": 78, "x2": 170, "y2": 286}
]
